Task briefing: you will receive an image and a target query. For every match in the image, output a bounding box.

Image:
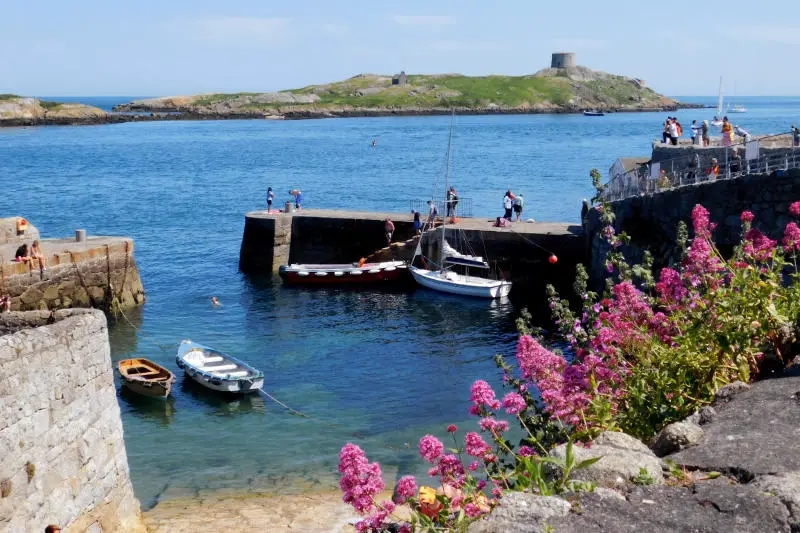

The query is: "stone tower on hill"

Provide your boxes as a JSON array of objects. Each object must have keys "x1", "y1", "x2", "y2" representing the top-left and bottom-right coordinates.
[{"x1": 551, "y1": 52, "x2": 576, "y2": 69}]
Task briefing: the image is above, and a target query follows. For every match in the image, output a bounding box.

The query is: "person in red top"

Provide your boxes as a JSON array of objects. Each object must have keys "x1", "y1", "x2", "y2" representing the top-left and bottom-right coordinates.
[{"x1": 384, "y1": 218, "x2": 395, "y2": 246}]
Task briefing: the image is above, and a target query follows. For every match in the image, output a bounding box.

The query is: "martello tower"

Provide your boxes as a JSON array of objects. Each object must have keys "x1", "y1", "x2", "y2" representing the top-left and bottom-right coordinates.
[{"x1": 550, "y1": 52, "x2": 576, "y2": 69}]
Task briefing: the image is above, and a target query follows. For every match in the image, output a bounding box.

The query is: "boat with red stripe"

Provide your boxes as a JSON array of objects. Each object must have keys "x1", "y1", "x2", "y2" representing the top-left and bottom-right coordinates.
[{"x1": 278, "y1": 260, "x2": 408, "y2": 284}]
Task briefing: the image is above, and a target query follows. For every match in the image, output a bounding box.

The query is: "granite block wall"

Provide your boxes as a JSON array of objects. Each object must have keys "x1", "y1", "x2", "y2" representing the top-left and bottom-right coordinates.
[{"x1": 0, "y1": 309, "x2": 145, "y2": 533}]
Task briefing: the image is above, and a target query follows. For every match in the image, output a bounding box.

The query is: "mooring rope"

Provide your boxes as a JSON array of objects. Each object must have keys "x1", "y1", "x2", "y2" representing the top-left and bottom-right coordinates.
[{"x1": 506, "y1": 226, "x2": 557, "y2": 257}]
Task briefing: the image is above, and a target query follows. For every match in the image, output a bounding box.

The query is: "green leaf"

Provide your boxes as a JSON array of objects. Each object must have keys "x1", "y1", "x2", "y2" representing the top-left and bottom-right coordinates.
[{"x1": 576, "y1": 456, "x2": 602, "y2": 469}]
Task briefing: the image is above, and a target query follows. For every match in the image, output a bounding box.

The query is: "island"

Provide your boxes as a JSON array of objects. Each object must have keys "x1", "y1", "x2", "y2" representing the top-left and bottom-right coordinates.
[
  {"x1": 114, "y1": 64, "x2": 696, "y2": 120},
  {"x1": 0, "y1": 94, "x2": 108, "y2": 126}
]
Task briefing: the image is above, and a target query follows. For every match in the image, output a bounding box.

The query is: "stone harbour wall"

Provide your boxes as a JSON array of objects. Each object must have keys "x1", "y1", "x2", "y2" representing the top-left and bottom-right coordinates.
[
  {"x1": 586, "y1": 168, "x2": 800, "y2": 287},
  {"x1": 1, "y1": 239, "x2": 145, "y2": 312},
  {"x1": 0, "y1": 309, "x2": 146, "y2": 533}
]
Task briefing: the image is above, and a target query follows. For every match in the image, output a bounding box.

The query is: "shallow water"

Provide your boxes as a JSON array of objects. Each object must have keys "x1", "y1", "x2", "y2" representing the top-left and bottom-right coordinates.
[{"x1": 2, "y1": 96, "x2": 799, "y2": 506}]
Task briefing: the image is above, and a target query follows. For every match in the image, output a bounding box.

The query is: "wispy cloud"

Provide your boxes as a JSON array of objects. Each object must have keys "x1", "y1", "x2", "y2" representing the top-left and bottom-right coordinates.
[
  {"x1": 739, "y1": 26, "x2": 800, "y2": 45},
  {"x1": 428, "y1": 39, "x2": 510, "y2": 52},
  {"x1": 551, "y1": 37, "x2": 609, "y2": 51},
  {"x1": 191, "y1": 16, "x2": 292, "y2": 46},
  {"x1": 392, "y1": 15, "x2": 456, "y2": 27}
]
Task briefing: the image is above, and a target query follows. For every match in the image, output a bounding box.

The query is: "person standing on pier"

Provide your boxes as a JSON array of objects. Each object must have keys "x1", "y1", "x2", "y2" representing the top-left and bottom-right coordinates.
[
  {"x1": 702, "y1": 120, "x2": 710, "y2": 147},
  {"x1": 668, "y1": 118, "x2": 679, "y2": 146},
  {"x1": 792, "y1": 125, "x2": 799, "y2": 147},
  {"x1": 267, "y1": 187, "x2": 274, "y2": 213},
  {"x1": 384, "y1": 218, "x2": 395, "y2": 246},
  {"x1": 721, "y1": 117, "x2": 734, "y2": 146},
  {"x1": 446, "y1": 186, "x2": 459, "y2": 219},
  {"x1": 690, "y1": 120, "x2": 701, "y2": 145},
  {"x1": 503, "y1": 191, "x2": 513, "y2": 221},
  {"x1": 513, "y1": 193, "x2": 524, "y2": 222},
  {"x1": 290, "y1": 189, "x2": 303, "y2": 209},
  {"x1": 426, "y1": 201, "x2": 438, "y2": 226},
  {"x1": 412, "y1": 210, "x2": 423, "y2": 234}
]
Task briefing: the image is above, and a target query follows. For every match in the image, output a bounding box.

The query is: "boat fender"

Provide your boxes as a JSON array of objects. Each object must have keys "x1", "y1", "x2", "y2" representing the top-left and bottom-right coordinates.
[{"x1": 368, "y1": 269, "x2": 380, "y2": 274}]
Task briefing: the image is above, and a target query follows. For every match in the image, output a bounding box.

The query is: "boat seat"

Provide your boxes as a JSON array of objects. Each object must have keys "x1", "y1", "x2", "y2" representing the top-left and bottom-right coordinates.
[
  {"x1": 226, "y1": 371, "x2": 249, "y2": 378},
  {"x1": 204, "y1": 364, "x2": 238, "y2": 372},
  {"x1": 201, "y1": 356, "x2": 224, "y2": 364}
]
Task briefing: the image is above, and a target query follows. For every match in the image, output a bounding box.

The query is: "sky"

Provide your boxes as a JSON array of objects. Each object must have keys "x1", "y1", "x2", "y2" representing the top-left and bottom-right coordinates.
[{"x1": 1, "y1": 0, "x2": 798, "y2": 97}]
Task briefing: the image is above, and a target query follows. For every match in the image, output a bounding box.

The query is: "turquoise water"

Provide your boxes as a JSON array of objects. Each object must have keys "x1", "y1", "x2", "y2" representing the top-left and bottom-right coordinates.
[{"x1": 2, "y1": 96, "x2": 799, "y2": 507}]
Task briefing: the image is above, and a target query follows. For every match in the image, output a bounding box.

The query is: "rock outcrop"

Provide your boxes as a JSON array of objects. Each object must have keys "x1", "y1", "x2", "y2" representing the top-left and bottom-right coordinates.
[{"x1": 0, "y1": 95, "x2": 107, "y2": 126}]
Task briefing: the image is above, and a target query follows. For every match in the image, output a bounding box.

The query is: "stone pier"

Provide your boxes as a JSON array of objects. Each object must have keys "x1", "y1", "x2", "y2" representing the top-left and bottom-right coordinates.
[
  {"x1": 1, "y1": 224, "x2": 145, "y2": 312},
  {"x1": 239, "y1": 209, "x2": 585, "y2": 308},
  {"x1": 0, "y1": 309, "x2": 146, "y2": 532}
]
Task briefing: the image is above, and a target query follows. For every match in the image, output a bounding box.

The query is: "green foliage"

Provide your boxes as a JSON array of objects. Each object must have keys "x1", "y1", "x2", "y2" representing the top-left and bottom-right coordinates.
[
  {"x1": 38, "y1": 100, "x2": 62, "y2": 110},
  {"x1": 511, "y1": 440, "x2": 599, "y2": 495},
  {"x1": 193, "y1": 92, "x2": 260, "y2": 106},
  {"x1": 0, "y1": 93, "x2": 21, "y2": 101},
  {"x1": 632, "y1": 467, "x2": 656, "y2": 486}
]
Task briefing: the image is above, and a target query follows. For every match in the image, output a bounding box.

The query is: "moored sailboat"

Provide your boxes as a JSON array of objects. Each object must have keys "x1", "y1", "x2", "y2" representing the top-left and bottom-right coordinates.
[{"x1": 409, "y1": 112, "x2": 512, "y2": 299}]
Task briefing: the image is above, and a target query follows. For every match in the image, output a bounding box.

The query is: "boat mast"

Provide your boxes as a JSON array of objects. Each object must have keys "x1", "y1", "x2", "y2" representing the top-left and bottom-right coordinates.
[
  {"x1": 440, "y1": 110, "x2": 454, "y2": 270},
  {"x1": 717, "y1": 76, "x2": 724, "y2": 116}
]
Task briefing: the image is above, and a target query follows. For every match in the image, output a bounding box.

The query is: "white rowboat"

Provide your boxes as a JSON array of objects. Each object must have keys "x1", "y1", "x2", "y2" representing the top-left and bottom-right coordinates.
[{"x1": 176, "y1": 340, "x2": 264, "y2": 393}]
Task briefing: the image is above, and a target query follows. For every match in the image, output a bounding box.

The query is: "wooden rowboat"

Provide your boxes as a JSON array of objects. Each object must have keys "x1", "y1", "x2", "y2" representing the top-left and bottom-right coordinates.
[
  {"x1": 118, "y1": 358, "x2": 175, "y2": 398},
  {"x1": 278, "y1": 260, "x2": 408, "y2": 285}
]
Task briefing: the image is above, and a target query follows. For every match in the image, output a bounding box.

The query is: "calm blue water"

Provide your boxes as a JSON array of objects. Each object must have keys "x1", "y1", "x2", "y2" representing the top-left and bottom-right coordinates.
[{"x1": 3, "y1": 96, "x2": 799, "y2": 506}]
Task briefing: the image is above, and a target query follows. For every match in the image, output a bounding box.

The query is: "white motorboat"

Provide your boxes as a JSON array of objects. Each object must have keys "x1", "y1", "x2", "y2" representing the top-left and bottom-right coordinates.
[
  {"x1": 409, "y1": 111, "x2": 512, "y2": 299},
  {"x1": 728, "y1": 104, "x2": 747, "y2": 113},
  {"x1": 176, "y1": 340, "x2": 264, "y2": 393}
]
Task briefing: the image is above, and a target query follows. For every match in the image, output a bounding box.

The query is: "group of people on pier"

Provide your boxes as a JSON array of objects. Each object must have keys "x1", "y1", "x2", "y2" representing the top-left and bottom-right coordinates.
[
  {"x1": 12, "y1": 240, "x2": 47, "y2": 273},
  {"x1": 662, "y1": 116, "x2": 750, "y2": 147}
]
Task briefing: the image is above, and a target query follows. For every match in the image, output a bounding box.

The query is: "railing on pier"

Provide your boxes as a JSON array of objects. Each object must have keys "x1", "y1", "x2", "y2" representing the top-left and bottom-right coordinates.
[
  {"x1": 600, "y1": 131, "x2": 800, "y2": 203},
  {"x1": 409, "y1": 197, "x2": 474, "y2": 218}
]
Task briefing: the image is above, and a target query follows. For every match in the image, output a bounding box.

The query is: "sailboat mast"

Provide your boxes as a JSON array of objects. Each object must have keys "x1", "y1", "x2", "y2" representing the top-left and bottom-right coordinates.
[
  {"x1": 440, "y1": 111, "x2": 454, "y2": 268},
  {"x1": 717, "y1": 76, "x2": 724, "y2": 116}
]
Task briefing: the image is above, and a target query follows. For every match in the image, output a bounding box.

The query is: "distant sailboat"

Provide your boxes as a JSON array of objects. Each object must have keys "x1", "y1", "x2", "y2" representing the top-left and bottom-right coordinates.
[
  {"x1": 711, "y1": 77, "x2": 724, "y2": 126},
  {"x1": 727, "y1": 82, "x2": 746, "y2": 113}
]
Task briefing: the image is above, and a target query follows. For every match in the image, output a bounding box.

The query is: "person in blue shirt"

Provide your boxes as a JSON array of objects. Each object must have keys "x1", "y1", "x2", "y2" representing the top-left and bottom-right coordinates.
[{"x1": 289, "y1": 189, "x2": 303, "y2": 209}]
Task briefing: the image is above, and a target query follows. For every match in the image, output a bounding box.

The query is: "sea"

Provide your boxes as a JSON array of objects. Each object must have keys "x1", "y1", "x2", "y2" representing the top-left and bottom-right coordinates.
[{"x1": 2, "y1": 96, "x2": 799, "y2": 507}]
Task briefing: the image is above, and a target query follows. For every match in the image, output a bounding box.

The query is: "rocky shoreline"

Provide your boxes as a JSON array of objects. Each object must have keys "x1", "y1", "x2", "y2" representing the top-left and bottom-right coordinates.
[{"x1": 0, "y1": 102, "x2": 704, "y2": 128}]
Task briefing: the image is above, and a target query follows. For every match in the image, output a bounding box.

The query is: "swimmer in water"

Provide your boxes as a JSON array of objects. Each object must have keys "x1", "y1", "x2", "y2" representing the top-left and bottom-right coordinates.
[
  {"x1": 211, "y1": 297, "x2": 221, "y2": 306},
  {"x1": 371, "y1": 138, "x2": 377, "y2": 147}
]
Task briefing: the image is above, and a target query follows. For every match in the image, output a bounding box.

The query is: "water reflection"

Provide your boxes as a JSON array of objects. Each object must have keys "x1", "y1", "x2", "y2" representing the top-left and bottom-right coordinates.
[
  {"x1": 179, "y1": 375, "x2": 267, "y2": 416},
  {"x1": 118, "y1": 386, "x2": 176, "y2": 427}
]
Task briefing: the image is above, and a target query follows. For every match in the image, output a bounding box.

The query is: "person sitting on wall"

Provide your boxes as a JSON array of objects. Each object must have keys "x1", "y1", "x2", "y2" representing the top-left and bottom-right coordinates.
[
  {"x1": 14, "y1": 243, "x2": 31, "y2": 263},
  {"x1": 730, "y1": 148, "x2": 743, "y2": 174},
  {"x1": 30, "y1": 240, "x2": 47, "y2": 272}
]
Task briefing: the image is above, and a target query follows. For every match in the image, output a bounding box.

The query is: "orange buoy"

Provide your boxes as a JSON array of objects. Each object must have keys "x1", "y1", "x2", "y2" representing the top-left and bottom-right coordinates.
[
  {"x1": 548, "y1": 255, "x2": 558, "y2": 264},
  {"x1": 16, "y1": 218, "x2": 28, "y2": 234}
]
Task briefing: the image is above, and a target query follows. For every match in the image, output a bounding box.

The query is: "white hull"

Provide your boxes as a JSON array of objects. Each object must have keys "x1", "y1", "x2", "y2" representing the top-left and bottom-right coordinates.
[
  {"x1": 177, "y1": 340, "x2": 264, "y2": 394},
  {"x1": 186, "y1": 371, "x2": 264, "y2": 393},
  {"x1": 410, "y1": 266, "x2": 511, "y2": 299}
]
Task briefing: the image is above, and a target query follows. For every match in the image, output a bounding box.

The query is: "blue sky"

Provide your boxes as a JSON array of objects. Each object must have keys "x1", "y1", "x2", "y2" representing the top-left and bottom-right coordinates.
[{"x1": 2, "y1": 0, "x2": 798, "y2": 97}]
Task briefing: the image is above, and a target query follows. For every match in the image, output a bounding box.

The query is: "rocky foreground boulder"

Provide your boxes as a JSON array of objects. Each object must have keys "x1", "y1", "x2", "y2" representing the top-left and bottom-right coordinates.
[{"x1": 469, "y1": 370, "x2": 800, "y2": 533}]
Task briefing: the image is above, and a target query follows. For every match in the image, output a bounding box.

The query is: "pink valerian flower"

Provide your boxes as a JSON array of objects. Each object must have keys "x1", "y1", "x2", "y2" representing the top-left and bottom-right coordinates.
[
  {"x1": 790, "y1": 201, "x2": 800, "y2": 217},
  {"x1": 339, "y1": 443, "x2": 386, "y2": 514},
  {"x1": 741, "y1": 210, "x2": 755, "y2": 223},
  {"x1": 355, "y1": 500, "x2": 396, "y2": 533},
  {"x1": 467, "y1": 461, "x2": 479, "y2": 471},
  {"x1": 398, "y1": 524, "x2": 412, "y2": 533},
  {"x1": 419, "y1": 435, "x2": 444, "y2": 463},
  {"x1": 691, "y1": 204, "x2": 715, "y2": 239},
  {"x1": 478, "y1": 417, "x2": 510, "y2": 434},
  {"x1": 393, "y1": 475, "x2": 417, "y2": 504},
  {"x1": 447, "y1": 424, "x2": 457, "y2": 434},
  {"x1": 465, "y1": 432, "x2": 491, "y2": 457},
  {"x1": 433, "y1": 454, "x2": 466, "y2": 486},
  {"x1": 743, "y1": 228, "x2": 777, "y2": 261},
  {"x1": 655, "y1": 267, "x2": 688, "y2": 309},
  {"x1": 502, "y1": 392, "x2": 527, "y2": 414},
  {"x1": 470, "y1": 380, "x2": 501, "y2": 411},
  {"x1": 518, "y1": 445, "x2": 535, "y2": 457},
  {"x1": 464, "y1": 503, "x2": 483, "y2": 518},
  {"x1": 784, "y1": 222, "x2": 800, "y2": 252}
]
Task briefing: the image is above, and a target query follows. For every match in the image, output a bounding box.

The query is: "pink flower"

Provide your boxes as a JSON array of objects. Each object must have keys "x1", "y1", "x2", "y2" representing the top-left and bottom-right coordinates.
[
  {"x1": 470, "y1": 380, "x2": 501, "y2": 411},
  {"x1": 478, "y1": 417, "x2": 510, "y2": 434},
  {"x1": 393, "y1": 475, "x2": 417, "y2": 504},
  {"x1": 518, "y1": 445, "x2": 535, "y2": 457},
  {"x1": 744, "y1": 228, "x2": 777, "y2": 261},
  {"x1": 464, "y1": 503, "x2": 483, "y2": 518},
  {"x1": 339, "y1": 443, "x2": 386, "y2": 514},
  {"x1": 476, "y1": 480, "x2": 487, "y2": 490},
  {"x1": 790, "y1": 201, "x2": 800, "y2": 217},
  {"x1": 447, "y1": 424, "x2": 457, "y2": 434},
  {"x1": 740, "y1": 211, "x2": 755, "y2": 223},
  {"x1": 435, "y1": 454, "x2": 466, "y2": 486},
  {"x1": 465, "y1": 432, "x2": 491, "y2": 457},
  {"x1": 502, "y1": 392, "x2": 527, "y2": 414},
  {"x1": 468, "y1": 461, "x2": 479, "y2": 471},
  {"x1": 419, "y1": 435, "x2": 444, "y2": 463},
  {"x1": 784, "y1": 222, "x2": 800, "y2": 252}
]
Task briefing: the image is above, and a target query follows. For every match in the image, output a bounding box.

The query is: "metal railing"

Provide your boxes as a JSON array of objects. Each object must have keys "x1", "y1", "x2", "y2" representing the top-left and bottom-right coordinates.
[
  {"x1": 601, "y1": 131, "x2": 800, "y2": 202},
  {"x1": 409, "y1": 197, "x2": 474, "y2": 218}
]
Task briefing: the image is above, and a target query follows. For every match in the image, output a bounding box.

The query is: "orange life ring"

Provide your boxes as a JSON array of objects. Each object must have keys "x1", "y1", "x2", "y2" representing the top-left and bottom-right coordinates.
[{"x1": 16, "y1": 218, "x2": 28, "y2": 233}]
